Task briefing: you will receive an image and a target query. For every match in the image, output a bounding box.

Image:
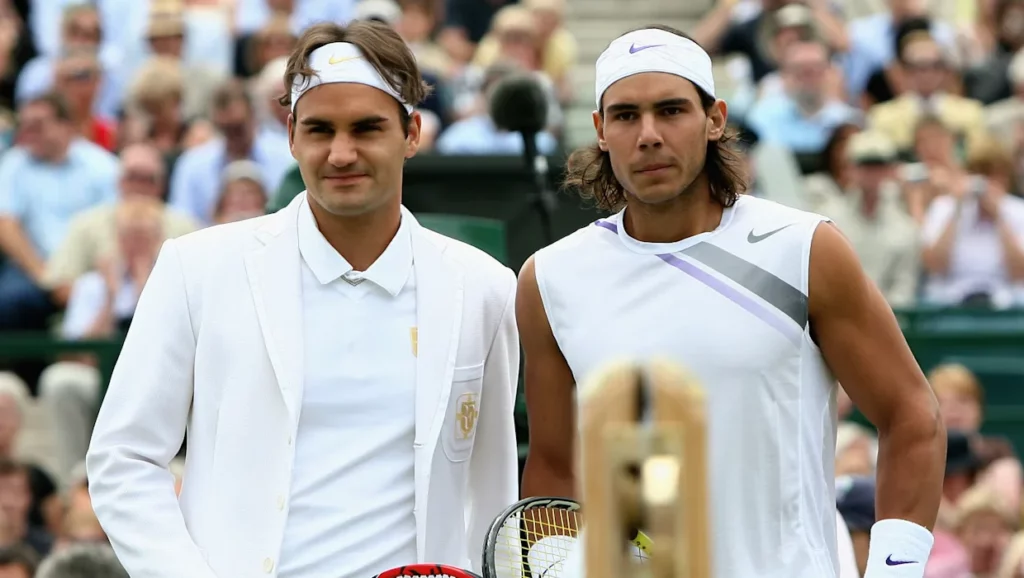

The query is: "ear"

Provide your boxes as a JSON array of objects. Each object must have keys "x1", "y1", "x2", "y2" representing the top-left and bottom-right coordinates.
[
  {"x1": 705, "y1": 99, "x2": 728, "y2": 143},
  {"x1": 405, "y1": 110, "x2": 423, "y2": 159},
  {"x1": 593, "y1": 110, "x2": 608, "y2": 151},
  {"x1": 287, "y1": 112, "x2": 296, "y2": 155}
]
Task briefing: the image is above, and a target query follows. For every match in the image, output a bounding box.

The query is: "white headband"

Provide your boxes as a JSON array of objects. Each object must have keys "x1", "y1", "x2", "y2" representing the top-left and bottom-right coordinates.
[
  {"x1": 594, "y1": 29, "x2": 716, "y2": 109},
  {"x1": 290, "y1": 42, "x2": 413, "y2": 113}
]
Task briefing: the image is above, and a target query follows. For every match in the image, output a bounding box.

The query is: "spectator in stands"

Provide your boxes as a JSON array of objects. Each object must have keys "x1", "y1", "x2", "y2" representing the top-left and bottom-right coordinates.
[
  {"x1": 816, "y1": 130, "x2": 920, "y2": 307},
  {"x1": 0, "y1": 377, "x2": 57, "y2": 538},
  {"x1": 42, "y1": 142, "x2": 196, "y2": 305},
  {"x1": 836, "y1": 475, "x2": 875, "y2": 576},
  {"x1": 243, "y1": 13, "x2": 297, "y2": 79},
  {"x1": 693, "y1": 0, "x2": 848, "y2": 85},
  {"x1": 167, "y1": 78, "x2": 291, "y2": 225},
  {"x1": 953, "y1": 485, "x2": 1017, "y2": 577},
  {"x1": 396, "y1": 0, "x2": 453, "y2": 78},
  {"x1": 438, "y1": 0, "x2": 517, "y2": 64},
  {"x1": 803, "y1": 122, "x2": 859, "y2": 212},
  {"x1": 144, "y1": 7, "x2": 225, "y2": 123},
  {"x1": 459, "y1": 4, "x2": 564, "y2": 134},
  {"x1": 252, "y1": 56, "x2": 289, "y2": 140},
  {"x1": 961, "y1": 0, "x2": 1024, "y2": 104},
  {"x1": 436, "y1": 61, "x2": 559, "y2": 155},
  {"x1": 997, "y1": 531, "x2": 1024, "y2": 577},
  {"x1": 35, "y1": 543, "x2": 127, "y2": 578},
  {"x1": 904, "y1": 117, "x2": 967, "y2": 223},
  {"x1": 40, "y1": 197, "x2": 167, "y2": 484},
  {"x1": 474, "y1": 0, "x2": 578, "y2": 104},
  {"x1": 124, "y1": 57, "x2": 189, "y2": 167},
  {"x1": 15, "y1": 4, "x2": 120, "y2": 122},
  {"x1": 941, "y1": 431, "x2": 983, "y2": 528},
  {"x1": 213, "y1": 160, "x2": 269, "y2": 224},
  {"x1": 868, "y1": 32, "x2": 986, "y2": 155},
  {"x1": 0, "y1": 92, "x2": 118, "y2": 332},
  {"x1": 52, "y1": 48, "x2": 113, "y2": 152},
  {"x1": 0, "y1": 544, "x2": 37, "y2": 578},
  {"x1": 930, "y1": 363, "x2": 984, "y2": 433},
  {"x1": 985, "y1": 50, "x2": 1024, "y2": 149},
  {"x1": 746, "y1": 38, "x2": 860, "y2": 158},
  {"x1": 920, "y1": 134, "x2": 1024, "y2": 307},
  {"x1": 844, "y1": 0, "x2": 957, "y2": 103},
  {"x1": 0, "y1": 459, "x2": 52, "y2": 557},
  {"x1": 836, "y1": 422, "x2": 877, "y2": 477}
]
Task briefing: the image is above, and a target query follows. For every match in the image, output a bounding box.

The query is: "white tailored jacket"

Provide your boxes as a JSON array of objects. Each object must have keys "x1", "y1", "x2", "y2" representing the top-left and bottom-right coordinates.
[{"x1": 86, "y1": 193, "x2": 521, "y2": 578}]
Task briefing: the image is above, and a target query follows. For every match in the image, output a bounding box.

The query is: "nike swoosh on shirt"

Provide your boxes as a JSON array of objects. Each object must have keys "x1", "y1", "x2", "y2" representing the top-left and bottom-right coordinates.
[{"x1": 747, "y1": 224, "x2": 794, "y2": 243}]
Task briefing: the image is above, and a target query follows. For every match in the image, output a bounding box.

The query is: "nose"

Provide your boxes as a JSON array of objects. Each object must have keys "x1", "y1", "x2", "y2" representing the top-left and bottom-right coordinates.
[
  {"x1": 637, "y1": 113, "x2": 663, "y2": 150},
  {"x1": 327, "y1": 134, "x2": 358, "y2": 167}
]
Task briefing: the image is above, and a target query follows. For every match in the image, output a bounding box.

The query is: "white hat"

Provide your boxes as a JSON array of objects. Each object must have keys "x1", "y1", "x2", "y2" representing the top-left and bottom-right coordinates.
[{"x1": 594, "y1": 28, "x2": 715, "y2": 109}]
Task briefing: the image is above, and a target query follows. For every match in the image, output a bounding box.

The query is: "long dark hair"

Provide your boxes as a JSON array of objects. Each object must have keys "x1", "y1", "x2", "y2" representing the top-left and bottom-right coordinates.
[{"x1": 563, "y1": 25, "x2": 748, "y2": 212}]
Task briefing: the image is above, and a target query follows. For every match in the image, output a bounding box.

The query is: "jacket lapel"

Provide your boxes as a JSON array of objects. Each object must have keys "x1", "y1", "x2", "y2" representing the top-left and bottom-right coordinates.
[
  {"x1": 243, "y1": 194, "x2": 306, "y2": 427},
  {"x1": 407, "y1": 209, "x2": 464, "y2": 560}
]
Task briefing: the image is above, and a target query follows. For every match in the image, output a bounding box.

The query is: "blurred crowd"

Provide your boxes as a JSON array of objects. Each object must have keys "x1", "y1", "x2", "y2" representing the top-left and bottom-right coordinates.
[{"x1": 0, "y1": 0, "x2": 1022, "y2": 576}]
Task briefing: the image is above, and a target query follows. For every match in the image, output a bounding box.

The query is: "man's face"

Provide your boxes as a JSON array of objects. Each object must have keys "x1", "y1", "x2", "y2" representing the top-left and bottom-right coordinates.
[
  {"x1": 0, "y1": 564, "x2": 30, "y2": 578},
  {"x1": 212, "y1": 99, "x2": 254, "y2": 146},
  {"x1": 0, "y1": 472, "x2": 29, "y2": 525},
  {"x1": 18, "y1": 101, "x2": 68, "y2": 160},
  {"x1": 783, "y1": 42, "x2": 828, "y2": 107},
  {"x1": 218, "y1": 179, "x2": 267, "y2": 223},
  {"x1": 55, "y1": 56, "x2": 100, "y2": 112},
  {"x1": 118, "y1": 148, "x2": 165, "y2": 199},
  {"x1": 596, "y1": 73, "x2": 726, "y2": 207},
  {"x1": 0, "y1": 396, "x2": 19, "y2": 454},
  {"x1": 149, "y1": 32, "x2": 184, "y2": 57},
  {"x1": 903, "y1": 40, "x2": 947, "y2": 97},
  {"x1": 64, "y1": 11, "x2": 101, "y2": 49},
  {"x1": 288, "y1": 82, "x2": 420, "y2": 218},
  {"x1": 852, "y1": 162, "x2": 893, "y2": 195}
]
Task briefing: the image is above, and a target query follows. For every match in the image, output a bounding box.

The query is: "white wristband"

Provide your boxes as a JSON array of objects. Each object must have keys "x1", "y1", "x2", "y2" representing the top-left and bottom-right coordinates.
[{"x1": 864, "y1": 519, "x2": 934, "y2": 578}]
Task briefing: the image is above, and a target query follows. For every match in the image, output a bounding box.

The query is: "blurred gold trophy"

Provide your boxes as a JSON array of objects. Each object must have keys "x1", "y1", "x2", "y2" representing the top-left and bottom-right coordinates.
[{"x1": 578, "y1": 359, "x2": 710, "y2": 578}]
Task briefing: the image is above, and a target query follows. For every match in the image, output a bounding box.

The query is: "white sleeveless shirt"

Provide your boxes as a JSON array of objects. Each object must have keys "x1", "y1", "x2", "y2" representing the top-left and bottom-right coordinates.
[{"x1": 534, "y1": 195, "x2": 840, "y2": 578}]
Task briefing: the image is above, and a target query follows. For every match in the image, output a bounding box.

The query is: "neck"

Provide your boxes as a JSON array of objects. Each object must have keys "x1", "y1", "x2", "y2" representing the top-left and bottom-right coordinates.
[
  {"x1": 859, "y1": 188, "x2": 880, "y2": 218},
  {"x1": 622, "y1": 179, "x2": 724, "y2": 243},
  {"x1": 308, "y1": 198, "x2": 403, "y2": 271}
]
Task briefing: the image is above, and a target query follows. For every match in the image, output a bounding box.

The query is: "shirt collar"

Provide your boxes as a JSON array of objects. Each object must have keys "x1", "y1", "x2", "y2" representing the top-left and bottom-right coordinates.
[{"x1": 296, "y1": 194, "x2": 413, "y2": 297}]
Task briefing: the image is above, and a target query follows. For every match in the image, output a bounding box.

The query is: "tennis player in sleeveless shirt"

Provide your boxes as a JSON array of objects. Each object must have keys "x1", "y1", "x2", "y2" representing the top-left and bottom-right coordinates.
[{"x1": 517, "y1": 26, "x2": 946, "y2": 578}]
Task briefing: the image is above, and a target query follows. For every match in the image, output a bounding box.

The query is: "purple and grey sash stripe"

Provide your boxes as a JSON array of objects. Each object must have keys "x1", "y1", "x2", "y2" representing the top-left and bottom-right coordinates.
[{"x1": 594, "y1": 219, "x2": 807, "y2": 343}]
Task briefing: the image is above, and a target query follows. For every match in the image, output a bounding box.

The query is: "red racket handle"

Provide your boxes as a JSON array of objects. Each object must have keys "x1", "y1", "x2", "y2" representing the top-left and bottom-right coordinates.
[{"x1": 373, "y1": 563, "x2": 482, "y2": 578}]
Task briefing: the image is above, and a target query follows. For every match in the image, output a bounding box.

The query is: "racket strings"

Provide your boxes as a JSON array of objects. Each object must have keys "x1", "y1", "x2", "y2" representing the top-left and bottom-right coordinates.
[{"x1": 492, "y1": 508, "x2": 647, "y2": 578}]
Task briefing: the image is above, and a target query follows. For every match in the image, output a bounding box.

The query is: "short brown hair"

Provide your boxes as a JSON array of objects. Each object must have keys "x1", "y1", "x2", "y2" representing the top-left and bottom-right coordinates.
[
  {"x1": 22, "y1": 91, "x2": 72, "y2": 122},
  {"x1": 278, "y1": 21, "x2": 430, "y2": 128},
  {"x1": 563, "y1": 27, "x2": 747, "y2": 211}
]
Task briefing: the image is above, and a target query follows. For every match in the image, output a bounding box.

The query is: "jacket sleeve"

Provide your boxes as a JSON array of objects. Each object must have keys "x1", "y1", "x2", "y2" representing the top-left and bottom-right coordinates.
[
  {"x1": 86, "y1": 238, "x2": 219, "y2": 578},
  {"x1": 465, "y1": 269, "x2": 521, "y2": 572}
]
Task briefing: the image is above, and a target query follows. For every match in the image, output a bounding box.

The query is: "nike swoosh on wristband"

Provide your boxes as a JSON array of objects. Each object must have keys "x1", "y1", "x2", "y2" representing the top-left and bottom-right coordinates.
[
  {"x1": 746, "y1": 224, "x2": 794, "y2": 243},
  {"x1": 885, "y1": 554, "x2": 917, "y2": 566},
  {"x1": 629, "y1": 43, "x2": 663, "y2": 53}
]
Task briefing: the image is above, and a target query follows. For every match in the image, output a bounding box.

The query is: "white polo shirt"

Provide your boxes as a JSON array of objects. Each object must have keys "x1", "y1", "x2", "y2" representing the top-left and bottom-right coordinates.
[{"x1": 277, "y1": 197, "x2": 418, "y2": 578}]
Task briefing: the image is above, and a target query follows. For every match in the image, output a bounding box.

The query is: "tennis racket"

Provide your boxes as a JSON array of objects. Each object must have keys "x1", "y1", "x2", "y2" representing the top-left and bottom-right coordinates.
[
  {"x1": 481, "y1": 496, "x2": 652, "y2": 578},
  {"x1": 373, "y1": 564, "x2": 482, "y2": 577}
]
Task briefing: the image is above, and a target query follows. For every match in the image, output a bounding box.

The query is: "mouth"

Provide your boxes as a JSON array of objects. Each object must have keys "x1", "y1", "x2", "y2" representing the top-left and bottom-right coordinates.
[
  {"x1": 635, "y1": 164, "x2": 673, "y2": 175},
  {"x1": 323, "y1": 173, "x2": 368, "y2": 185}
]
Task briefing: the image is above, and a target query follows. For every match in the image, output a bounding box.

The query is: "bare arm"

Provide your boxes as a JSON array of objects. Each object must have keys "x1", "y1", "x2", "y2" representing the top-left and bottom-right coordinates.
[
  {"x1": 0, "y1": 216, "x2": 46, "y2": 281},
  {"x1": 690, "y1": 0, "x2": 737, "y2": 54},
  {"x1": 517, "y1": 256, "x2": 578, "y2": 500},
  {"x1": 920, "y1": 201, "x2": 963, "y2": 275},
  {"x1": 809, "y1": 223, "x2": 945, "y2": 529}
]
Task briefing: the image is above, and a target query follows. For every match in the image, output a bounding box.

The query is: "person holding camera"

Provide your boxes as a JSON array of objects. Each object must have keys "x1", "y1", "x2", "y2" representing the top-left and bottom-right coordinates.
[{"x1": 920, "y1": 136, "x2": 1024, "y2": 307}]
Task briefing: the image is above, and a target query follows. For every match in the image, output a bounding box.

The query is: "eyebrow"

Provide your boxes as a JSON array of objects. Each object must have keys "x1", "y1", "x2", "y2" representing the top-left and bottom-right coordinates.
[
  {"x1": 299, "y1": 115, "x2": 390, "y2": 128},
  {"x1": 605, "y1": 97, "x2": 693, "y2": 115}
]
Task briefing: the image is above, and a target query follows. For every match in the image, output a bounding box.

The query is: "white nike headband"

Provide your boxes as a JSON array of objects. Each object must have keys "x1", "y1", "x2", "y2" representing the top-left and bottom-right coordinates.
[
  {"x1": 290, "y1": 41, "x2": 413, "y2": 113},
  {"x1": 594, "y1": 29, "x2": 716, "y2": 109}
]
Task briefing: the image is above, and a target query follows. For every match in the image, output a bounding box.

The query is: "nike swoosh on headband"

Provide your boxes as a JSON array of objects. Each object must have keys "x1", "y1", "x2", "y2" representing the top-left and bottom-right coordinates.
[
  {"x1": 329, "y1": 55, "x2": 361, "y2": 65},
  {"x1": 629, "y1": 42, "x2": 663, "y2": 53},
  {"x1": 885, "y1": 555, "x2": 917, "y2": 566}
]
